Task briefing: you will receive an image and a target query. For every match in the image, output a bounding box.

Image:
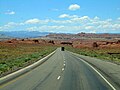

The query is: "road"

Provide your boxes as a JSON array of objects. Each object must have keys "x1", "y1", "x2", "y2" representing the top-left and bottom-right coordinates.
[{"x1": 0, "y1": 48, "x2": 117, "y2": 90}]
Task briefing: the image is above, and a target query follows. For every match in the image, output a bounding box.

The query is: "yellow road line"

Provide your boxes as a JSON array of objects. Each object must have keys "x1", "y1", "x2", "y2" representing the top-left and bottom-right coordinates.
[{"x1": 0, "y1": 72, "x2": 30, "y2": 89}]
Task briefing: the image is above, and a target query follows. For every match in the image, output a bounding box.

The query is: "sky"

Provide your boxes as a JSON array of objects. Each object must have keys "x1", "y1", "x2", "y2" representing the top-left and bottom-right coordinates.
[{"x1": 0, "y1": 0, "x2": 120, "y2": 33}]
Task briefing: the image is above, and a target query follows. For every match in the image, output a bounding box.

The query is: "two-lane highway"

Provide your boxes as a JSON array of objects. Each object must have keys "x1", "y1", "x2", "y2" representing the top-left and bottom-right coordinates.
[{"x1": 0, "y1": 48, "x2": 117, "y2": 90}]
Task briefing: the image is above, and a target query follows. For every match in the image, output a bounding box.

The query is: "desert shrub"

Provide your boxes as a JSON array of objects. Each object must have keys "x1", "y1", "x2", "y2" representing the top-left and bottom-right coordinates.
[
  {"x1": 0, "y1": 43, "x2": 57, "y2": 75},
  {"x1": 48, "y1": 40, "x2": 55, "y2": 44},
  {"x1": 65, "y1": 46, "x2": 120, "y2": 64},
  {"x1": 21, "y1": 39, "x2": 24, "y2": 41},
  {"x1": 117, "y1": 40, "x2": 120, "y2": 44},
  {"x1": 33, "y1": 40, "x2": 39, "y2": 43},
  {"x1": 0, "y1": 64, "x2": 10, "y2": 72},
  {"x1": 92, "y1": 42, "x2": 98, "y2": 47}
]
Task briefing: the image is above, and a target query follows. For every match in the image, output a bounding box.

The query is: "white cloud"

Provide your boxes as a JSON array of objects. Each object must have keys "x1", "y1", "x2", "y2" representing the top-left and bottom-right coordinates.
[
  {"x1": 51, "y1": 19, "x2": 72, "y2": 24},
  {"x1": 25, "y1": 18, "x2": 40, "y2": 24},
  {"x1": 117, "y1": 17, "x2": 120, "y2": 20},
  {"x1": 19, "y1": 23, "x2": 25, "y2": 25},
  {"x1": 112, "y1": 24, "x2": 120, "y2": 29},
  {"x1": 59, "y1": 14, "x2": 78, "y2": 18},
  {"x1": 4, "y1": 22, "x2": 18, "y2": 28},
  {"x1": 94, "y1": 16, "x2": 100, "y2": 20},
  {"x1": 85, "y1": 26, "x2": 94, "y2": 30},
  {"x1": 68, "y1": 4, "x2": 80, "y2": 11},
  {"x1": 80, "y1": 16, "x2": 90, "y2": 20},
  {"x1": 71, "y1": 16, "x2": 90, "y2": 21},
  {"x1": 59, "y1": 14, "x2": 69, "y2": 18},
  {"x1": 38, "y1": 25, "x2": 83, "y2": 33},
  {"x1": 51, "y1": 9, "x2": 59, "y2": 11},
  {"x1": 26, "y1": 26, "x2": 38, "y2": 31},
  {"x1": 88, "y1": 30, "x2": 96, "y2": 33},
  {"x1": 70, "y1": 16, "x2": 90, "y2": 24},
  {"x1": 5, "y1": 11, "x2": 15, "y2": 15},
  {"x1": 0, "y1": 22, "x2": 18, "y2": 31},
  {"x1": 39, "y1": 25, "x2": 64, "y2": 30},
  {"x1": 24, "y1": 18, "x2": 50, "y2": 24},
  {"x1": 0, "y1": 27, "x2": 2, "y2": 31},
  {"x1": 1, "y1": 15, "x2": 120, "y2": 33}
]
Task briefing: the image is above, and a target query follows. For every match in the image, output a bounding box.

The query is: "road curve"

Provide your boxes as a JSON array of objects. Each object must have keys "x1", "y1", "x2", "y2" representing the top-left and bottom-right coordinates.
[{"x1": 0, "y1": 48, "x2": 117, "y2": 90}]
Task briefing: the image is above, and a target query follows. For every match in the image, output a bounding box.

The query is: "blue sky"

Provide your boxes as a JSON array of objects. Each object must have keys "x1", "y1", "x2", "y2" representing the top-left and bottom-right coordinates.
[{"x1": 0, "y1": 0, "x2": 120, "y2": 33}]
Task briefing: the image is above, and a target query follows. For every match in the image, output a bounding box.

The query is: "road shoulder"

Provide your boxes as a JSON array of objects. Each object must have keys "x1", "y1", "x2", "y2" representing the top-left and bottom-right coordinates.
[{"x1": 68, "y1": 51, "x2": 120, "y2": 89}]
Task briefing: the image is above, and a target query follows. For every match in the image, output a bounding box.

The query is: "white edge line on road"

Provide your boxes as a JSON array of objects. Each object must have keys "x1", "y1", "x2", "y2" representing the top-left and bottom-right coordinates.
[
  {"x1": 78, "y1": 58, "x2": 116, "y2": 90},
  {"x1": 57, "y1": 76, "x2": 61, "y2": 80},
  {"x1": 64, "y1": 64, "x2": 66, "y2": 66},
  {"x1": 62, "y1": 68, "x2": 64, "y2": 71}
]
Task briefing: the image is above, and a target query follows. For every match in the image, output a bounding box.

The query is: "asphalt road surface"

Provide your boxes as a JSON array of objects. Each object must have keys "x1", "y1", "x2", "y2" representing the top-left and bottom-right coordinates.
[{"x1": 0, "y1": 48, "x2": 117, "y2": 90}]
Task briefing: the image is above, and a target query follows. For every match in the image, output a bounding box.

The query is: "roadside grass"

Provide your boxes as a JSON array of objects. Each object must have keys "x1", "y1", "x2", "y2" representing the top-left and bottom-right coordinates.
[
  {"x1": 66, "y1": 46, "x2": 120, "y2": 64},
  {"x1": 0, "y1": 43, "x2": 57, "y2": 76}
]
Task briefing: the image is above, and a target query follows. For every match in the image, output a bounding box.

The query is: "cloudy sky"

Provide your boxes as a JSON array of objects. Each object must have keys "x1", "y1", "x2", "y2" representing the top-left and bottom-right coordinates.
[{"x1": 0, "y1": 0, "x2": 120, "y2": 33}]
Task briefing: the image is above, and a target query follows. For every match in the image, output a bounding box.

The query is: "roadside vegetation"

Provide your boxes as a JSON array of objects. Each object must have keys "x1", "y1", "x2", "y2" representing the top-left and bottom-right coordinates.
[
  {"x1": 66, "y1": 46, "x2": 120, "y2": 64},
  {"x1": 0, "y1": 43, "x2": 57, "y2": 77}
]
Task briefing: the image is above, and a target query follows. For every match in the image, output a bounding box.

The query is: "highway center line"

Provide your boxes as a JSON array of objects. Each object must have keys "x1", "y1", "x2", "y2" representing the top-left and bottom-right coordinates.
[
  {"x1": 78, "y1": 57, "x2": 116, "y2": 90},
  {"x1": 62, "y1": 68, "x2": 64, "y2": 71},
  {"x1": 57, "y1": 76, "x2": 61, "y2": 80}
]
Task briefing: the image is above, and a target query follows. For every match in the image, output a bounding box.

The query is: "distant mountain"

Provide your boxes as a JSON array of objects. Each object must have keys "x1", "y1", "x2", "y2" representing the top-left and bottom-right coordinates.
[
  {"x1": 0, "y1": 31, "x2": 49, "y2": 38},
  {"x1": 0, "y1": 34, "x2": 11, "y2": 38},
  {"x1": 0, "y1": 34, "x2": 12, "y2": 41},
  {"x1": 45, "y1": 33, "x2": 120, "y2": 40}
]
